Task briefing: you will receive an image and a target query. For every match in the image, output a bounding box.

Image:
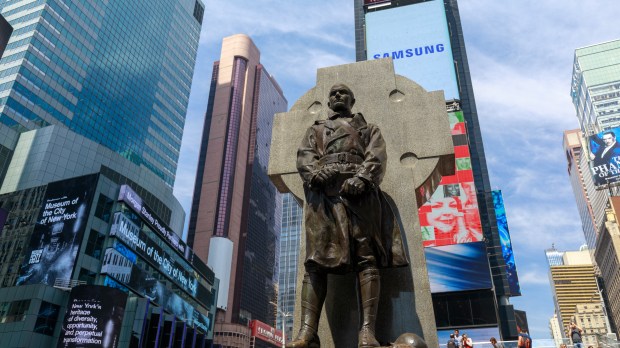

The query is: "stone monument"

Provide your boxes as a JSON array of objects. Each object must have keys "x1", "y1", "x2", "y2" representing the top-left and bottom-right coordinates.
[{"x1": 268, "y1": 59, "x2": 454, "y2": 347}]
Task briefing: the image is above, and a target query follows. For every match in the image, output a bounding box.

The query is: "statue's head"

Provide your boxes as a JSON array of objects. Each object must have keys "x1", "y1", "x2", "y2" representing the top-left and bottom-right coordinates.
[{"x1": 328, "y1": 83, "x2": 355, "y2": 114}]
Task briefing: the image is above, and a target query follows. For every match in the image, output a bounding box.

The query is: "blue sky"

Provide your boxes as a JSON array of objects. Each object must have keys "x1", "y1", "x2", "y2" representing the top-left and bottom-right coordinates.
[{"x1": 173, "y1": 0, "x2": 620, "y2": 340}]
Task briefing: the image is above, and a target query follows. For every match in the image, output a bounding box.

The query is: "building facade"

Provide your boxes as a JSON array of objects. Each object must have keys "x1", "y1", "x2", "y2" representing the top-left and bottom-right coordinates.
[
  {"x1": 595, "y1": 196, "x2": 620, "y2": 335},
  {"x1": 276, "y1": 193, "x2": 302, "y2": 342},
  {"x1": 0, "y1": 0, "x2": 205, "y2": 186},
  {"x1": 187, "y1": 34, "x2": 287, "y2": 346},
  {"x1": 571, "y1": 39, "x2": 620, "y2": 134},
  {"x1": 563, "y1": 129, "x2": 607, "y2": 251},
  {"x1": 548, "y1": 249, "x2": 609, "y2": 342},
  {"x1": 354, "y1": 0, "x2": 517, "y2": 339},
  {"x1": 0, "y1": 172, "x2": 217, "y2": 347}
]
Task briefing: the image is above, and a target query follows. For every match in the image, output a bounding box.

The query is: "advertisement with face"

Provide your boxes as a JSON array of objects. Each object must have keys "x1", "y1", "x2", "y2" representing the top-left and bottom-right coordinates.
[
  {"x1": 492, "y1": 190, "x2": 521, "y2": 296},
  {"x1": 425, "y1": 242, "x2": 493, "y2": 293},
  {"x1": 589, "y1": 127, "x2": 620, "y2": 187},
  {"x1": 17, "y1": 174, "x2": 98, "y2": 286},
  {"x1": 366, "y1": 0, "x2": 460, "y2": 100},
  {"x1": 57, "y1": 285, "x2": 127, "y2": 348}
]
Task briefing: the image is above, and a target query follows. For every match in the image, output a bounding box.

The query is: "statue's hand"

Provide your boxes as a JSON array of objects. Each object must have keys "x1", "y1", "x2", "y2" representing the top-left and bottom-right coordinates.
[
  {"x1": 340, "y1": 177, "x2": 366, "y2": 197},
  {"x1": 310, "y1": 167, "x2": 338, "y2": 188}
]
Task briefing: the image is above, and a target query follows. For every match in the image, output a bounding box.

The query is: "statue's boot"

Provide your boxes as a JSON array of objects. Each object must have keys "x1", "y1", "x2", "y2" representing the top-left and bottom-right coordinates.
[
  {"x1": 287, "y1": 272, "x2": 326, "y2": 348},
  {"x1": 358, "y1": 267, "x2": 381, "y2": 348}
]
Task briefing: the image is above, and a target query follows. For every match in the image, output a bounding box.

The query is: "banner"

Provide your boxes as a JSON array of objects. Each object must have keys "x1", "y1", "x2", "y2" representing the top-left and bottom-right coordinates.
[
  {"x1": 17, "y1": 174, "x2": 98, "y2": 286},
  {"x1": 109, "y1": 212, "x2": 212, "y2": 307},
  {"x1": 425, "y1": 242, "x2": 493, "y2": 293},
  {"x1": 250, "y1": 320, "x2": 284, "y2": 346},
  {"x1": 101, "y1": 246, "x2": 211, "y2": 333},
  {"x1": 57, "y1": 285, "x2": 127, "y2": 348},
  {"x1": 589, "y1": 127, "x2": 620, "y2": 187},
  {"x1": 492, "y1": 190, "x2": 521, "y2": 296}
]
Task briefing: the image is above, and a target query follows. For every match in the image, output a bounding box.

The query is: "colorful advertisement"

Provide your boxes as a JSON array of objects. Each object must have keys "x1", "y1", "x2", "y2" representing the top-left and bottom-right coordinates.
[
  {"x1": 101, "y1": 245, "x2": 211, "y2": 333},
  {"x1": 366, "y1": 0, "x2": 460, "y2": 100},
  {"x1": 588, "y1": 127, "x2": 620, "y2": 187},
  {"x1": 425, "y1": 242, "x2": 493, "y2": 293},
  {"x1": 57, "y1": 285, "x2": 127, "y2": 348},
  {"x1": 250, "y1": 320, "x2": 284, "y2": 346},
  {"x1": 17, "y1": 174, "x2": 98, "y2": 286},
  {"x1": 492, "y1": 190, "x2": 521, "y2": 296},
  {"x1": 117, "y1": 185, "x2": 214, "y2": 284}
]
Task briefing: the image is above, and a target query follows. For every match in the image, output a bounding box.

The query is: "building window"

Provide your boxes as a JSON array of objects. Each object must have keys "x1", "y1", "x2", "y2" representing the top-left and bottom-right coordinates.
[
  {"x1": 94, "y1": 194, "x2": 114, "y2": 223},
  {"x1": 85, "y1": 229, "x2": 105, "y2": 260},
  {"x1": 33, "y1": 301, "x2": 60, "y2": 336},
  {"x1": 0, "y1": 299, "x2": 31, "y2": 323},
  {"x1": 78, "y1": 268, "x2": 97, "y2": 285}
]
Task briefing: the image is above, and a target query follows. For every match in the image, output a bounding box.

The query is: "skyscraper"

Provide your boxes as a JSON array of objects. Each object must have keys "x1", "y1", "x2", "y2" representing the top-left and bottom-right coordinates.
[
  {"x1": 563, "y1": 129, "x2": 607, "y2": 250},
  {"x1": 571, "y1": 39, "x2": 620, "y2": 134},
  {"x1": 0, "y1": 0, "x2": 205, "y2": 186},
  {"x1": 188, "y1": 34, "x2": 287, "y2": 347},
  {"x1": 354, "y1": 0, "x2": 517, "y2": 339},
  {"x1": 548, "y1": 248, "x2": 610, "y2": 345}
]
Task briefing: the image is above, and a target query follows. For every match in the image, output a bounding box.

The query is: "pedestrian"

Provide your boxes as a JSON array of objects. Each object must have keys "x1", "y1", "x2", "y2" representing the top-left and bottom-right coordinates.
[
  {"x1": 490, "y1": 337, "x2": 504, "y2": 348},
  {"x1": 569, "y1": 323, "x2": 584, "y2": 348},
  {"x1": 462, "y1": 333, "x2": 473, "y2": 348},
  {"x1": 517, "y1": 327, "x2": 532, "y2": 348},
  {"x1": 454, "y1": 329, "x2": 462, "y2": 348},
  {"x1": 447, "y1": 334, "x2": 458, "y2": 348}
]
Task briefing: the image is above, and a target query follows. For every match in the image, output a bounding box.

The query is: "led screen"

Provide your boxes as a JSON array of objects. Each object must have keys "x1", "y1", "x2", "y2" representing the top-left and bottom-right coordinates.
[
  {"x1": 438, "y1": 327, "x2": 501, "y2": 347},
  {"x1": 17, "y1": 174, "x2": 98, "y2": 286},
  {"x1": 425, "y1": 242, "x2": 493, "y2": 293},
  {"x1": 492, "y1": 190, "x2": 521, "y2": 296},
  {"x1": 57, "y1": 285, "x2": 127, "y2": 348},
  {"x1": 588, "y1": 126, "x2": 620, "y2": 187},
  {"x1": 419, "y1": 114, "x2": 482, "y2": 248},
  {"x1": 366, "y1": 0, "x2": 460, "y2": 100}
]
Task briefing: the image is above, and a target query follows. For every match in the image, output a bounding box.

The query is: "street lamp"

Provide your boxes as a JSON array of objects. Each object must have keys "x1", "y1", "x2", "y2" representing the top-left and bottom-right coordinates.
[{"x1": 270, "y1": 301, "x2": 291, "y2": 348}]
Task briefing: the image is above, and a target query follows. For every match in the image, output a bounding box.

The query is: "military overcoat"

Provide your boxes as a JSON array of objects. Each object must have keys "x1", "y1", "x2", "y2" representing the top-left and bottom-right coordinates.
[{"x1": 296, "y1": 112, "x2": 409, "y2": 272}]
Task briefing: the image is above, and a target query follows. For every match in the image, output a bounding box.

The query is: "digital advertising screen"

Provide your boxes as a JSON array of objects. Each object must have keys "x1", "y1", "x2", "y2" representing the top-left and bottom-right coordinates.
[
  {"x1": 57, "y1": 285, "x2": 127, "y2": 348},
  {"x1": 17, "y1": 174, "x2": 98, "y2": 286},
  {"x1": 588, "y1": 126, "x2": 620, "y2": 187},
  {"x1": 425, "y1": 242, "x2": 493, "y2": 293},
  {"x1": 438, "y1": 327, "x2": 501, "y2": 346},
  {"x1": 492, "y1": 190, "x2": 521, "y2": 296},
  {"x1": 366, "y1": 0, "x2": 460, "y2": 100},
  {"x1": 420, "y1": 144, "x2": 482, "y2": 247}
]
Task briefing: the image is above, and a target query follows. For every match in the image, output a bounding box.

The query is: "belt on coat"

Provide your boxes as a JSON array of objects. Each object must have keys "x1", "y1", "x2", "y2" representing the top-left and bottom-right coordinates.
[{"x1": 318, "y1": 152, "x2": 364, "y2": 166}]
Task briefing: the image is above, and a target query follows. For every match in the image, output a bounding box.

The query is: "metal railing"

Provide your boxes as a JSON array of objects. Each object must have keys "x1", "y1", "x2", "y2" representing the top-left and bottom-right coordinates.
[{"x1": 53, "y1": 278, "x2": 86, "y2": 290}]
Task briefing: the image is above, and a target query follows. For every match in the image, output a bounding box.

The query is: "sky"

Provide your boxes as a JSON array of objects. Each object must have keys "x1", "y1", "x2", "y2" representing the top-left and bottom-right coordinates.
[{"x1": 172, "y1": 0, "x2": 620, "y2": 340}]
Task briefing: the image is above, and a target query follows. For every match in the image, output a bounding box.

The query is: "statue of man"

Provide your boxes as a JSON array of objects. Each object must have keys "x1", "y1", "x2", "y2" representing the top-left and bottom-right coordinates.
[{"x1": 291, "y1": 84, "x2": 408, "y2": 348}]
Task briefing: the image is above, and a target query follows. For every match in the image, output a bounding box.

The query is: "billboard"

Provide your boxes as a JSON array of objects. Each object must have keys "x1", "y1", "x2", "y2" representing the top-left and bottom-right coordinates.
[
  {"x1": 589, "y1": 127, "x2": 620, "y2": 187},
  {"x1": 250, "y1": 320, "x2": 284, "y2": 346},
  {"x1": 101, "y1": 245, "x2": 211, "y2": 333},
  {"x1": 366, "y1": 0, "x2": 460, "y2": 100},
  {"x1": 57, "y1": 285, "x2": 127, "y2": 348},
  {"x1": 492, "y1": 190, "x2": 521, "y2": 296},
  {"x1": 425, "y1": 242, "x2": 493, "y2": 293},
  {"x1": 17, "y1": 174, "x2": 98, "y2": 286}
]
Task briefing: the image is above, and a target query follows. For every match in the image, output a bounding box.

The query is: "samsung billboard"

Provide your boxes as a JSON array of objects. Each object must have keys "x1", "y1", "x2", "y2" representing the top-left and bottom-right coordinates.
[{"x1": 365, "y1": 0, "x2": 460, "y2": 100}]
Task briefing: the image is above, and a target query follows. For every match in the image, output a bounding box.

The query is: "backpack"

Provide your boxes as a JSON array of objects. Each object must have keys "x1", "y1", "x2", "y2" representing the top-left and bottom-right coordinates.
[{"x1": 447, "y1": 339, "x2": 457, "y2": 348}]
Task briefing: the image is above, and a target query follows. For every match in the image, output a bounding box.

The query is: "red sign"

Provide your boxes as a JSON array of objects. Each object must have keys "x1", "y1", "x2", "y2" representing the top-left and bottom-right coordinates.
[
  {"x1": 364, "y1": 0, "x2": 391, "y2": 6},
  {"x1": 250, "y1": 320, "x2": 284, "y2": 346}
]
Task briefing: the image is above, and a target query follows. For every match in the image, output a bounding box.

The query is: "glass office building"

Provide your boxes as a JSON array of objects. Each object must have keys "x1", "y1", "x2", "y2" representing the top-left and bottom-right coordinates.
[
  {"x1": 0, "y1": 0, "x2": 205, "y2": 186},
  {"x1": 571, "y1": 40, "x2": 620, "y2": 134}
]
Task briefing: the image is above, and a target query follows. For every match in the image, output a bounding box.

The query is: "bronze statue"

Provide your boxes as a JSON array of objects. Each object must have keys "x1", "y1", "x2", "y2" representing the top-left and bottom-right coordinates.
[{"x1": 291, "y1": 84, "x2": 409, "y2": 348}]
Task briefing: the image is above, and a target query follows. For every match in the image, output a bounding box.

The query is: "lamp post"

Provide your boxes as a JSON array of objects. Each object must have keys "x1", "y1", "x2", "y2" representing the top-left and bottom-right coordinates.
[{"x1": 270, "y1": 301, "x2": 291, "y2": 348}]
